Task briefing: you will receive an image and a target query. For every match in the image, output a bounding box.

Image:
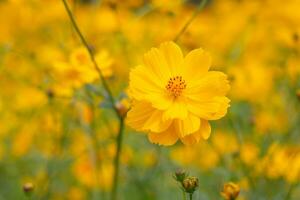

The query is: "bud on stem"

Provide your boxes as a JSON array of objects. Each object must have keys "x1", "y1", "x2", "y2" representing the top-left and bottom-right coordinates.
[
  {"x1": 174, "y1": 170, "x2": 198, "y2": 200},
  {"x1": 23, "y1": 182, "x2": 34, "y2": 197},
  {"x1": 221, "y1": 182, "x2": 240, "y2": 200},
  {"x1": 182, "y1": 177, "x2": 199, "y2": 194},
  {"x1": 296, "y1": 89, "x2": 300, "y2": 101}
]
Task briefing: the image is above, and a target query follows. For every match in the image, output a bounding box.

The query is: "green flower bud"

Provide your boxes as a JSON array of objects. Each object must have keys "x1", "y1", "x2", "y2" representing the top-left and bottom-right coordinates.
[{"x1": 174, "y1": 169, "x2": 186, "y2": 182}]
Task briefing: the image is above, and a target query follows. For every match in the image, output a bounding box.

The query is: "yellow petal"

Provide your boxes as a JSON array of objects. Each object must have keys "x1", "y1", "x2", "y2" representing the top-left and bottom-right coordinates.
[
  {"x1": 185, "y1": 71, "x2": 230, "y2": 100},
  {"x1": 175, "y1": 113, "x2": 200, "y2": 137},
  {"x1": 146, "y1": 93, "x2": 173, "y2": 110},
  {"x1": 148, "y1": 123, "x2": 178, "y2": 146},
  {"x1": 127, "y1": 101, "x2": 172, "y2": 133},
  {"x1": 126, "y1": 101, "x2": 156, "y2": 131},
  {"x1": 182, "y1": 48, "x2": 211, "y2": 81},
  {"x1": 199, "y1": 120, "x2": 211, "y2": 140},
  {"x1": 187, "y1": 96, "x2": 230, "y2": 120},
  {"x1": 129, "y1": 65, "x2": 163, "y2": 97},
  {"x1": 184, "y1": 71, "x2": 230, "y2": 120},
  {"x1": 163, "y1": 100, "x2": 188, "y2": 120},
  {"x1": 143, "y1": 47, "x2": 171, "y2": 83},
  {"x1": 159, "y1": 41, "x2": 184, "y2": 76},
  {"x1": 129, "y1": 65, "x2": 172, "y2": 110},
  {"x1": 180, "y1": 120, "x2": 211, "y2": 145},
  {"x1": 180, "y1": 134, "x2": 199, "y2": 146},
  {"x1": 142, "y1": 110, "x2": 172, "y2": 133}
]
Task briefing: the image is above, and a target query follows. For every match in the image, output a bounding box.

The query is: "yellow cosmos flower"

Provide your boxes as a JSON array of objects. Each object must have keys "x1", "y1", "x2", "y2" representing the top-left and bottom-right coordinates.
[{"x1": 127, "y1": 41, "x2": 230, "y2": 146}]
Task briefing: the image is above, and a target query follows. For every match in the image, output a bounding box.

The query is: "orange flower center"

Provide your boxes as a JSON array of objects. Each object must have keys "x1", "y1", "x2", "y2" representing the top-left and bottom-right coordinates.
[{"x1": 166, "y1": 76, "x2": 186, "y2": 98}]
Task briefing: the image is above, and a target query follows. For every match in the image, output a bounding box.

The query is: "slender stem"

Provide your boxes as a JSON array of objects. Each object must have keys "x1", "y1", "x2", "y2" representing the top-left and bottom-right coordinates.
[
  {"x1": 174, "y1": 0, "x2": 207, "y2": 42},
  {"x1": 182, "y1": 190, "x2": 186, "y2": 200},
  {"x1": 88, "y1": 97, "x2": 103, "y2": 200},
  {"x1": 111, "y1": 118, "x2": 125, "y2": 200},
  {"x1": 61, "y1": 0, "x2": 120, "y2": 118},
  {"x1": 26, "y1": 195, "x2": 32, "y2": 200},
  {"x1": 189, "y1": 193, "x2": 193, "y2": 200},
  {"x1": 61, "y1": 1, "x2": 126, "y2": 199}
]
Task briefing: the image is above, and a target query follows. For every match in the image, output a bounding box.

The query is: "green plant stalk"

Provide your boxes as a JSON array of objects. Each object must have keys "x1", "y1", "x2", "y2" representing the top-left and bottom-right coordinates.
[
  {"x1": 111, "y1": 118, "x2": 125, "y2": 200},
  {"x1": 61, "y1": 0, "x2": 119, "y2": 117},
  {"x1": 88, "y1": 98, "x2": 103, "y2": 200},
  {"x1": 174, "y1": 0, "x2": 207, "y2": 42},
  {"x1": 189, "y1": 193, "x2": 193, "y2": 200},
  {"x1": 61, "y1": 1, "x2": 126, "y2": 199},
  {"x1": 182, "y1": 190, "x2": 186, "y2": 200}
]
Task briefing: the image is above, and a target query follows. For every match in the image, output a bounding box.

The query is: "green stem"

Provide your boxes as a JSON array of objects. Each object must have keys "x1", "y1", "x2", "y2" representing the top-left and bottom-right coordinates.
[
  {"x1": 61, "y1": 1, "x2": 126, "y2": 199},
  {"x1": 61, "y1": 0, "x2": 120, "y2": 118},
  {"x1": 111, "y1": 118, "x2": 125, "y2": 200},
  {"x1": 189, "y1": 193, "x2": 193, "y2": 200},
  {"x1": 182, "y1": 190, "x2": 186, "y2": 200},
  {"x1": 87, "y1": 97, "x2": 103, "y2": 200},
  {"x1": 174, "y1": 0, "x2": 207, "y2": 42}
]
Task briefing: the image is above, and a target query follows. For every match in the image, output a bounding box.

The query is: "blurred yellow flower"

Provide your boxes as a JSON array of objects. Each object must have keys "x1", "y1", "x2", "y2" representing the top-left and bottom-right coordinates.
[
  {"x1": 229, "y1": 63, "x2": 273, "y2": 103},
  {"x1": 258, "y1": 144, "x2": 300, "y2": 183},
  {"x1": 67, "y1": 187, "x2": 86, "y2": 200},
  {"x1": 52, "y1": 47, "x2": 113, "y2": 96},
  {"x1": 212, "y1": 131, "x2": 238, "y2": 155},
  {"x1": 127, "y1": 41, "x2": 230, "y2": 145},
  {"x1": 171, "y1": 143, "x2": 220, "y2": 171},
  {"x1": 12, "y1": 122, "x2": 36, "y2": 157},
  {"x1": 240, "y1": 143, "x2": 259, "y2": 166},
  {"x1": 72, "y1": 155, "x2": 113, "y2": 191}
]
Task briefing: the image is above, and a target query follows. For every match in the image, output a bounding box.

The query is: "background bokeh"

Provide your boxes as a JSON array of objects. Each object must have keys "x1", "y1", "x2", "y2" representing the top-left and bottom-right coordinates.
[{"x1": 0, "y1": 0, "x2": 300, "y2": 199}]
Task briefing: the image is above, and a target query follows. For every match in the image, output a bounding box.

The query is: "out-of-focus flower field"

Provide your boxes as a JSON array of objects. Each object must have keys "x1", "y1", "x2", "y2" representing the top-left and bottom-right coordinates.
[{"x1": 1, "y1": 0, "x2": 300, "y2": 199}]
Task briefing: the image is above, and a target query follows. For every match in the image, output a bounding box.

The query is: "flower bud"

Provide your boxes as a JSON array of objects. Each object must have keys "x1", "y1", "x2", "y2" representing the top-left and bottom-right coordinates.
[
  {"x1": 46, "y1": 89, "x2": 55, "y2": 99},
  {"x1": 116, "y1": 99, "x2": 130, "y2": 118},
  {"x1": 182, "y1": 177, "x2": 198, "y2": 194},
  {"x1": 293, "y1": 33, "x2": 299, "y2": 43},
  {"x1": 221, "y1": 182, "x2": 240, "y2": 200},
  {"x1": 174, "y1": 169, "x2": 186, "y2": 182},
  {"x1": 296, "y1": 89, "x2": 300, "y2": 101},
  {"x1": 23, "y1": 182, "x2": 34, "y2": 195}
]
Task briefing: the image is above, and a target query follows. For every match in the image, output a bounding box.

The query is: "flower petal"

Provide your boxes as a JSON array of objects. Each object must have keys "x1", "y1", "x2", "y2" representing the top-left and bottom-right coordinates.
[
  {"x1": 148, "y1": 123, "x2": 178, "y2": 146},
  {"x1": 159, "y1": 41, "x2": 184, "y2": 76},
  {"x1": 142, "y1": 110, "x2": 172, "y2": 133},
  {"x1": 184, "y1": 71, "x2": 230, "y2": 120},
  {"x1": 126, "y1": 101, "x2": 156, "y2": 131},
  {"x1": 129, "y1": 65, "x2": 172, "y2": 110},
  {"x1": 163, "y1": 99, "x2": 188, "y2": 120},
  {"x1": 175, "y1": 113, "x2": 200, "y2": 137},
  {"x1": 143, "y1": 47, "x2": 171, "y2": 83},
  {"x1": 185, "y1": 71, "x2": 230, "y2": 99},
  {"x1": 146, "y1": 93, "x2": 173, "y2": 110},
  {"x1": 126, "y1": 101, "x2": 172, "y2": 133},
  {"x1": 199, "y1": 120, "x2": 211, "y2": 140},
  {"x1": 180, "y1": 133, "x2": 199, "y2": 146},
  {"x1": 180, "y1": 120, "x2": 211, "y2": 145},
  {"x1": 129, "y1": 65, "x2": 162, "y2": 98},
  {"x1": 187, "y1": 96, "x2": 230, "y2": 120},
  {"x1": 182, "y1": 48, "x2": 211, "y2": 81}
]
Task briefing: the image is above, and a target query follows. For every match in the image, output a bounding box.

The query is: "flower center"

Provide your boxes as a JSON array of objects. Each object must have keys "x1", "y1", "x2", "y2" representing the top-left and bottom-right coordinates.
[{"x1": 166, "y1": 76, "x2": 186, "y2": 98}]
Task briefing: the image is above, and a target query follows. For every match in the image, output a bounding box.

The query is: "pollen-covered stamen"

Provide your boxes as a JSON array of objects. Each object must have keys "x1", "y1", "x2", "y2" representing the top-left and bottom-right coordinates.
[{"x1": 166, "y1": 76, "x2": 187, "y2": 98}]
